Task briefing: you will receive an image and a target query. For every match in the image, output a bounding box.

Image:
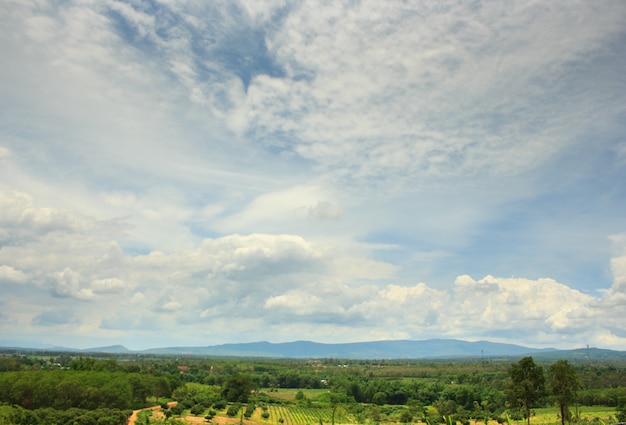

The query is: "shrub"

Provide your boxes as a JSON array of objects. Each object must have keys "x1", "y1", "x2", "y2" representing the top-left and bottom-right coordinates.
[
  {"x1": 226, "y1": 405, "x2": 240, "y2": 417},
  {"x1": 190, "y1": 404, "x2": 205, "y2": 416},
  {"x1": 213, "y1": 400, "x2": 227, "y2": 410}
]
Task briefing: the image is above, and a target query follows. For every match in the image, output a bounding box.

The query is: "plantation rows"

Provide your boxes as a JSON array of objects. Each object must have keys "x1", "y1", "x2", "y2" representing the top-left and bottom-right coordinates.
[{"x1": 257, "y1": 405, "x2": 348, "y2": 425}]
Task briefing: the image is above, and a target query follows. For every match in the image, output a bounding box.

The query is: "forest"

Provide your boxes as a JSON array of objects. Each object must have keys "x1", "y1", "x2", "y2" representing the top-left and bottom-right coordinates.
[{"x1": 0, "y1": 351, "x2": 625, "y2": 425}]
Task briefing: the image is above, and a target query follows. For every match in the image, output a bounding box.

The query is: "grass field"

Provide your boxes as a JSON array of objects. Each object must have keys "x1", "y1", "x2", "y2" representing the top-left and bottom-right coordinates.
[{"x1": 521, "y1": 406, "x2": 618, "y2": 425}]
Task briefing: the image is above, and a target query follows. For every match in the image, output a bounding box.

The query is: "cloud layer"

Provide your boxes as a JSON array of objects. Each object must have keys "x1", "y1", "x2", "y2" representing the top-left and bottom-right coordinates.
[
  {"x1": 1, "y1": 0, "x2": 625, "y2": 350},
  {"x1": 0, "y1": 191, "x2": 625, "y2": 349}
]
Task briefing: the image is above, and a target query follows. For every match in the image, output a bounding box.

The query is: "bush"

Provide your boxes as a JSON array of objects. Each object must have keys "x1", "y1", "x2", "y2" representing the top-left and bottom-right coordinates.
[
  {"x1": 190, "y1": 404, "x2": 205, "y2": 416},
  {"x1": 226, "y1": 405, "x2": 240, "y2": 417},
  {"x1": 179, "y1": 398, "x2": 194, "y2": 409},
  {"x1": 205, "y1": 409, "x2": 216, "y2": 422},
  {"x1": 399, "y1": 410, "x2": 413, "y2": 424},
  {"x1": 213, "y1": 400, "x2": 227, "y2": 410},
  {"x1": 245, "y1": 402, "x2": 255, "y2": 418}
]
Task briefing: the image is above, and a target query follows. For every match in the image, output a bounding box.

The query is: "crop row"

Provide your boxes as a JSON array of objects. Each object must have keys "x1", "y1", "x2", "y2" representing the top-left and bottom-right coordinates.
[{"x1": 256, "y1": 405, "x2": 342, "y2": 425}]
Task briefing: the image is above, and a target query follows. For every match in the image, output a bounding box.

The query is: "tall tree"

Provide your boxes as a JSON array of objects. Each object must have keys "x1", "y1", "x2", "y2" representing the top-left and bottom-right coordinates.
[
  {"x1": 222, "y1": 374, "x2": 255, "y2": 403},
  {"x1": 547, "y1": 360, "x2": 580, "y2": 425},
  {"x1": 508, "y1": 356, "x2": 546, "y2": 425}
]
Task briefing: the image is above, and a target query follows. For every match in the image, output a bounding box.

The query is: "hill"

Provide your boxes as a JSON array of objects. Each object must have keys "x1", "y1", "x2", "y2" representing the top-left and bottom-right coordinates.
[
  {"x1": 139, "y1": 339, "x2": 556, "y2": 359},
  {"x1": 3, "y1": 339, "x2": 625, "y2": 360}
]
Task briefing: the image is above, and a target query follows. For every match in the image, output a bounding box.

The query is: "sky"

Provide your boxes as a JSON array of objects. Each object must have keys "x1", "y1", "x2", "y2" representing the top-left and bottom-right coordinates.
[{"x1": 1, "y1": 0, "x2": 625, "y2": 352}]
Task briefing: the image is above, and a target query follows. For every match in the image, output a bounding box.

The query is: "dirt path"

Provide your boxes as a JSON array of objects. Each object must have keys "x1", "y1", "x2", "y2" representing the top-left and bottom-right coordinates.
[
  {"x1": 181, "y1": 416, "x2": 266, "y2": 425},
  {"x1": 127, "y1": 402, "x2": 177, "y2": 425},
  {"x1": 127, "y1": 403, "x2": 268, "y2": 425}
]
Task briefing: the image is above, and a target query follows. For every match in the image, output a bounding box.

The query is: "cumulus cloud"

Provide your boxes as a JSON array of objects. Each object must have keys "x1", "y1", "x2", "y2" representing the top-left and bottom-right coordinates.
[
  {"x1": 1, "y1": 186, "x2": 625, "y2": 349},
  {"x1": 47, "y1": 268, "x2": 93, "y2": 300},
  {"x1": 0, "y1": 191, "x2": 105, "y2": 246},
  {"x1": 0, "y1": 265, "x2": 27, "y2": 284},
  {"x1": 160, "y1": 301, "x2": 182, "y2": 312},
  {"x1": 451, "y1": 275, "x2": 595, "y2": 333},
  {"x1": 91, "y1": 278, "x2": 126, "y2": 294}
]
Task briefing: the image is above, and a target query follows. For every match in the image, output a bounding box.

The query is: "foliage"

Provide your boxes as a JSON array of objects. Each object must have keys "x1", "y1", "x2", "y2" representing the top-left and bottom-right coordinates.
[
  {"x1": 0, "y1": 370, "x2": 168, "y2": 409},
  {"x1": 547, "y1": 360, "x2": 580, "y2": 425},
  {"x1": 222, "y1": 374, "x2": 256, "y2": 402},
  {"x1": 616, "y1": 395, "x2": 626, "y2": 422},
  {"x1": 508, "y1": 357, "x2": 546, "y2": 425},
  {"x1": 226, "y1": 404, "x2": 240, "y2": 417},
  {"x1": 1, "y1": 352, "x2": 626, "y2": 425},
  {"x1": 172, "y1": 382, "x2": 222, "y2": 409},
  {"x1": 245, "y1": 401, "x2": 256, "y2": 418},
  {"x1": 0, "y1": 405, "x2": 131, "y2": 425}
]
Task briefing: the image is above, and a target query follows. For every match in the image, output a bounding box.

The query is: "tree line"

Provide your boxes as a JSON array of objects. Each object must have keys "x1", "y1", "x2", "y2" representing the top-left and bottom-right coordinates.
[{"x1": 0, "y1": 370, "x2": 177, "y2": 410}]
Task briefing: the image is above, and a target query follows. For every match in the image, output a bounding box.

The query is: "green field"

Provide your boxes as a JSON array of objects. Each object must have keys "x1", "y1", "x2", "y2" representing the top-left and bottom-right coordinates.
[
  {"x1": 517, "y1": 406, "x2": 618, "y2": 425},
  {"x1": 249, "y1": 405, "x2": 352, "y2": 425},
  {"x1": 261, "y1": 388, "x2": 332, "y2": 400}
]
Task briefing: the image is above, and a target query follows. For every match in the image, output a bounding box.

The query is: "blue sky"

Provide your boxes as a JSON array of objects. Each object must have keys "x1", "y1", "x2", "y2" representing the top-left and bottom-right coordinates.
[{"x1": 1, "y1": 0, "x2": 625, "y2": 351}]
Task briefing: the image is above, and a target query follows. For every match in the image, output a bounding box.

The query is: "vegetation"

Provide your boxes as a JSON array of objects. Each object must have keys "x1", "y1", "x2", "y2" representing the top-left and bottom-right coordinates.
[
  {"x1": 547, "y1": 360, "x2": 580, "y2": 425},
  {"x1": 0, "y1": 350, "x2": 625, "y2": 425},
  {"x1": 508, "y1": 357, "x2": 547, "y2": 425}
]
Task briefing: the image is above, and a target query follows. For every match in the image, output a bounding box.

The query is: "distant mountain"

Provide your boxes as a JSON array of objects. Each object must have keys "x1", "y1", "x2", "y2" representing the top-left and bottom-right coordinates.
[
  {"x1": 3, "y1": 339, "x2": 624, "y2": 360},
  {"x1": 138, "y1": 339, "x2": 558, "y2": 359},
  {"x1": 530, "y1": 347, "x2": 626, "y2": 361},
  {"x1": 82, "y1": 345, "x2": 131, "y2": 354}
]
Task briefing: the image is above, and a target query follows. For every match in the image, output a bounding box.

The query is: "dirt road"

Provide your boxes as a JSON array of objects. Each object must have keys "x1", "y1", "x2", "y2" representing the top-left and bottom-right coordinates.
[{"x1": 127, "y1": 402, "x2": 177, "y2": 425}]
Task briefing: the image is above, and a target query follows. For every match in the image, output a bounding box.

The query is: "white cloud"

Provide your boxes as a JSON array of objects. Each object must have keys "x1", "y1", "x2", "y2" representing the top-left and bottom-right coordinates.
[
  {"x1": 264, "y1": 290, "x2": 344, "y2": 316},
  {"x1": 91, "y1": 278, "x2": 126, "y2": 294},
  {"x1": 0, "y1": 265, "x2": 27, "y2": 284},
  {"x1": 0, "y1": 191, "x2": 104, "y2": 247},
  {"x1": 217, "y1": 185, "x2": 342, "y2": 233},
  {"x1": 161, "y1": 301, "x2": 182, "y2": 312},
  {"x1": 450, "y1": 275, "x2": 595, "y2": 333},
  {"x1": 608, "y1": 234, "x2": 626, "y2": 294},
  {"x1": 230, "y1": 0, "x2": 626, "y2": 191},
  {"x1": 308, "y1": 201, "x2": 342, "y2": 221},
  {"x1": 47, "y1": 268, "x2": 94, "y2": 300}
]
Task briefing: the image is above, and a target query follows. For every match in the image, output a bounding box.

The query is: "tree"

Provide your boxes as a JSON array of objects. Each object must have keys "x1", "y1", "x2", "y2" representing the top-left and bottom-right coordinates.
[
  {"x1": 400, "y1": 409, "x2": 413, "y2": 424},
  {"x1": 547, "y1": 360, "x2": 580, "y2": 425},
  {"x1": 615, "y1": 395, "x2": 626, "y2": 422},
  {"x1": 508, "y1": 357, "x2": 546, "y2": 425},
  {"x1": 222, "y1": 374, "x2": 255, "y2": 403},
  {"x1": 153, "y1": 376, "x2": 171, "y2": 404}
]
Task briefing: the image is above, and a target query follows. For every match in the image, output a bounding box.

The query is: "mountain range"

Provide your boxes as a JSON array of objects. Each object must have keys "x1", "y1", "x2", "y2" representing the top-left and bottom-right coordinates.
[{"x1": 3, "y1": 339, "x2": 626, "y2": 360}]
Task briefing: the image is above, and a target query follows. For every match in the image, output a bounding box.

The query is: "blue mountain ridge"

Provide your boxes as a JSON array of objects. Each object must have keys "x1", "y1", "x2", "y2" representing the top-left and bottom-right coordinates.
[
  {"x1": 4, "y1": 339, "x2": 624, "y2": 360},
  {"x1": 138, "y1": 339, "x2": 558, "y2": 359}
]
